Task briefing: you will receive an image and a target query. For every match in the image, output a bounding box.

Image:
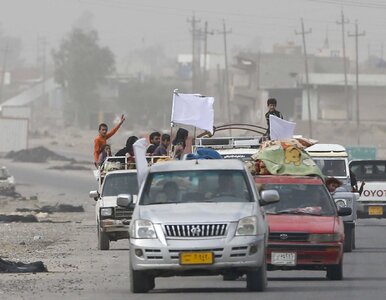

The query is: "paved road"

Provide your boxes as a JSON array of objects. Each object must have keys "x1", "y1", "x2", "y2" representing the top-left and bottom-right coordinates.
[{"x1": 1, "y1": 159, "x2": 386, "y2": 300}]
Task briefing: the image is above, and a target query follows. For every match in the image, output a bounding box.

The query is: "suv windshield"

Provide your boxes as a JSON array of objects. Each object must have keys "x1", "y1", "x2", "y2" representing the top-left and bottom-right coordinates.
[
  {"x1": 102, "y1": 173, "x2": 139, "y2": 197},
  {"x1": 314, "y1": 159, "x2": 347, "y2": 177},
  {"x1": 262, "y1": 183, "x2": 336, "y2": 216},
  {"x1": 140, "y1": 170, "x2": 253, "y2": 205}
]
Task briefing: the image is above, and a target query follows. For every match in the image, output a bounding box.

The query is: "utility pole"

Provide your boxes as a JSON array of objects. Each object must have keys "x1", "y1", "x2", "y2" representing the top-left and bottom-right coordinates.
[
  {"x1": 336, "y1": 10, "x2": 350, "y2": 119},
  {"x1": 37, "y1": 36, "x2": 47, "y2": 100},
  {"x1": 202, "y1": 21, "x2": 214, "y2": 93},
  {"x1": 0, "y1": 41, "x2": 10, "y2": 104},
  {"x1": 187, "y1": 14, "x2": 200, "y2": 92},
  {"x1": 348, "y1": 21, "x2": 366, "y2": 145},
  {"x1": 218, "y1": 20, "x2": 232, "y2": 125},
  {"x1": 295, "y1": 18, "x2": 313, "y2": 138}
]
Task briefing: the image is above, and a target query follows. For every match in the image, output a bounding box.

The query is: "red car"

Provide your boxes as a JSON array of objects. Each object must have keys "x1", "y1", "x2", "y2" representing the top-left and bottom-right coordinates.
[{"x1": 255, "y1": 175, "x2": 351, "y2": 280}]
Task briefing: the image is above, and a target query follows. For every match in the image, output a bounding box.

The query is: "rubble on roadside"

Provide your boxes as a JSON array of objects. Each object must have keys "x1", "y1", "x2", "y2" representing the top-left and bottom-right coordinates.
[
  {"x1": 48, "y1": 163, "x2": 90, "y2": 170},
  {"x1": 0, "y1": 214, "x2": 39, "y2": 223},
  {"x1": 5, "y1": 146, "x2": 72, "y2": 163},
  {"x1": 0, "y1": 257, "x2": 47, "y2": 273},
  {"x1": 16, "y1": 204, "x2": 85, "y2": 214}
]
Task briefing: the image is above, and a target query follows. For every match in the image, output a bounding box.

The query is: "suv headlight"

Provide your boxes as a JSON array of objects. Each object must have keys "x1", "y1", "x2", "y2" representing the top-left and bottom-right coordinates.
[
  {"x1": 100, "y1": 207, "x2": 113, "y2": 217},
  {"x1": 235, "y1": 216, "x2": 257, "y2": 236},
  {"x1": 131, "y1": 219, "x2": 157, "y2": 239},
  {"x1": 335, "y1": 199, "x2": 347, "y2": 209},
  {"x1": 309, "y1": 233, "x2": 340, "y2": 243}
]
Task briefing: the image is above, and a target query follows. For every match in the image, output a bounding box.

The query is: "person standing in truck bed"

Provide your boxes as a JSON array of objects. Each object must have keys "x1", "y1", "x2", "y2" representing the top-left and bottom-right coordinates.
[
  {"x1": 262, "y1": 98, "x2": 283, "y2": 141},
  {"x1": 93, "y1": 114, "x2": 125, "y2": 168}
]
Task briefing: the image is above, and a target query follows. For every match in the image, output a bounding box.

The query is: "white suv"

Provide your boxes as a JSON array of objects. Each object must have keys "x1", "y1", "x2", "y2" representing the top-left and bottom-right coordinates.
[{"x1": 120, "y1": 159, "x2": 279, "y2": 293}]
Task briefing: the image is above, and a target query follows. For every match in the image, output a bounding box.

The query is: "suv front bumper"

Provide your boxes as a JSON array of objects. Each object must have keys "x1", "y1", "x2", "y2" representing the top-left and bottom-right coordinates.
[{"x1": 130, "y1": 235, "x2": 265, "y2": 273}]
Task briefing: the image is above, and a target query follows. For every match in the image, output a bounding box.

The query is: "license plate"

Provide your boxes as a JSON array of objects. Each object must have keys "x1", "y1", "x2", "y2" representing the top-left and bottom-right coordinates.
[
  {"x1": 368, "y1": 206, "x2": 383, "y2": 216},
  {"x1": 179, "y1": 252, "x2": 214, "y2": 265},
  {"x1": 271, "y1": 252, "x2": 297, "y2": 266}
]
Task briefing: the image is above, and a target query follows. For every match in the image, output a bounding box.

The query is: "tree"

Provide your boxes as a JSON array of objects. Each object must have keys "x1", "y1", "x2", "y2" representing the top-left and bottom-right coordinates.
[{"x1": 52, "y1": 28, "x2": 114, "y2": 127}]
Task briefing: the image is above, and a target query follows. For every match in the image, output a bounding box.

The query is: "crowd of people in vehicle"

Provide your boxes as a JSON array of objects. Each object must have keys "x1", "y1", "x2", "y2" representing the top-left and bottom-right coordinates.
[{"x1": 93, "y1": 114, "x2": 190, "y2": 169}]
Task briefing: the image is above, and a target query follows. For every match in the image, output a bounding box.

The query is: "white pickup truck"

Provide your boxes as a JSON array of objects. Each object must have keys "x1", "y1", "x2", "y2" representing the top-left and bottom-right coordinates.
[
  {"x1": 349, "y1": 160, "x2": 386, "y2": 218},
  {"x1": 89, "y1": 169, "x2": 138, "y2": 250}
]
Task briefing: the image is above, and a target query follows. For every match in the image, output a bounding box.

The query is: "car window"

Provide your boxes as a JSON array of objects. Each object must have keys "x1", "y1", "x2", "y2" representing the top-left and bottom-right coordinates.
[
  {"x1": 314, "y1": 159, "x2": 347, "y2": 177},
  {"x1": 140, "y1": 170, "x2": 253, "y2": 205},
  {"x1": 262, "y1": 183, "x2": 336, "y2": 216},
  {"x1": 102, "y1": 173, "x2": 138, "y2": 197},
  {"x1": 350, "y1": 161, "x2": 386, "y2": 181}
]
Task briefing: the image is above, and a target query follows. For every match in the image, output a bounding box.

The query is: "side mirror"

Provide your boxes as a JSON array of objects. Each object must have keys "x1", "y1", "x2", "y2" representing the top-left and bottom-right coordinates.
[
  {"x1": 117, "y1": 194, "x2": 133, "y2": 207},
  {"x1": 89, "y1": 190, "x2": 99, "y2": 201},
  {"x1": 338, "y1": 207, "x2": 352, "y2": 216},
  {"x1": 260, "y1": 190, "x2": 280, "y2": 206}
]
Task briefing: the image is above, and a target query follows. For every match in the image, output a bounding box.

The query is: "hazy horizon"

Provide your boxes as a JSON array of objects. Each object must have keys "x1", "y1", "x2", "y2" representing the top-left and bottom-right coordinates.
[{"x1": 1, "y1": 0, "x2": 386, "y2": 69}]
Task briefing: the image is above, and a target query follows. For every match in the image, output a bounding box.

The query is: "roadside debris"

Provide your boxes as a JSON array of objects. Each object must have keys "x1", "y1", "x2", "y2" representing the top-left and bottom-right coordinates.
[
  {"x1": 0, "y1": 214, "x2": 38, "y2": 223},
  {"x1": 5, "y1": 146, "x2": 72, "y2": 163},
  {"x1": 0, "y1": 257, "x2": 47, "y2": 273},
  {"x1": 16, "y1": 204, "x2": 85, "y2": 213},
  {"x1": 48, "y1": 163, "x2": 90, "y2": 171}
]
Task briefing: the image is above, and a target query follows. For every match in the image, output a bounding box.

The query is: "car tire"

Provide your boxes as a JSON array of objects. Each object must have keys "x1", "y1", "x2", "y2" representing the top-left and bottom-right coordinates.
[
  {"x1": 344, "y1": 227, "x2": 353, "y2": 253},
  {"x1": 130, "y1": 266, "x2": 150, "y2": 293},
  {"x1": 246, "y1": 256, "x2": 267, "y2": 291},
  {"x1": 352, "y1": 229, "x2": 356, "y2": 249},
  {"x1": 148, "y1": 275, "x2": 155, "y2": 290},
  {"x1": 97, "y1": 225, "x2": 110, "y2": 250},
  {"x1": 326, "y1": 259, "x2": 343, "y2": 280}
]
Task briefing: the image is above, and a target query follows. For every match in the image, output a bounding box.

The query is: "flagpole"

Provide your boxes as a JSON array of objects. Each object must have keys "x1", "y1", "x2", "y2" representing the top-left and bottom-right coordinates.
[{"x1": 192, "y1": 126, "x2": 197, "y2": 153}]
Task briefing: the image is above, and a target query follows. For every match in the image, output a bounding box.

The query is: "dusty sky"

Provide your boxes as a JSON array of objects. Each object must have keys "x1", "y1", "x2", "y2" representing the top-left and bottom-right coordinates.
[{"x1": 1, "y1": 0, "x2": 386, "y2": 67}]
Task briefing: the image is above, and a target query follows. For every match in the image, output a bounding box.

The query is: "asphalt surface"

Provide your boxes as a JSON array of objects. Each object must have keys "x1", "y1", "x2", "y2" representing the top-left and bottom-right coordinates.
[{"x1": 1, "y1": 158, "x2": 386, "y2": 300}]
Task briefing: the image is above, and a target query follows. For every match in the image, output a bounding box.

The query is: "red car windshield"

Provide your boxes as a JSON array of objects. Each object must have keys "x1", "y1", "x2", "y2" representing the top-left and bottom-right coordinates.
[{"x1": 262, "y1": 183, "x2": 336, "y2": 216}]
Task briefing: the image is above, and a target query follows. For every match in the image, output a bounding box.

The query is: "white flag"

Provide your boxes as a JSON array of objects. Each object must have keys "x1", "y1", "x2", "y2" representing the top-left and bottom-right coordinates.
[
  {"x1": 269, "y1": 115, "x2": 296, "y2": 140},
  {"x1": 133, "y1": 138, "x2": 149, "y2": 188},
  {"x1": 171, "y1": 93, "x2": 215, "y2": 133}
]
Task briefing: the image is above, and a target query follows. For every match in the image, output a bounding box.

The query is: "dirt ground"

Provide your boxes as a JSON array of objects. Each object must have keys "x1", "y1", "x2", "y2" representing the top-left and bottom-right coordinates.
[{"x1": 1, "y1": 121, "x2": 385, "y2": 299}]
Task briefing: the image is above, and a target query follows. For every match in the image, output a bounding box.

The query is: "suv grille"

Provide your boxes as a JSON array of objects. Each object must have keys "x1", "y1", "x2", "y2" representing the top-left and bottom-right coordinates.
[
  {"x1": 114, "y1": 207, "x2": 133, "y2": 219},
  {"x1": 269, "y1": 232, "x2": 309, "y2": 242},
  {"x1": 164, "y1": 224, "x2": 227, "y2": 237}
]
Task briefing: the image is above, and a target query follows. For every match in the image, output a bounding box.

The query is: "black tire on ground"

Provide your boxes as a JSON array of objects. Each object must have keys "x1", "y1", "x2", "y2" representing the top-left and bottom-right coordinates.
[
  {"x1": 148, "y1": 275, "x2": 155, "y2": 290},
  {"x1": 97, "y1": 225, "x2": 110, "y2": 250},
  {"x1": 326, "y1": 259, "x2": 343, "y2": 280},
  {"x1": 130, "y1": 266, "x2": 150, "y2": 293},
  {"x1": 246, "y1": 258, "x2": 267, "y2": 291},
  {"x1": 344, "y1": 226, "x2": 353, "y2": 252},
  {"x1": 352, "y1": 228, "x2": 356, "y2": 249}
]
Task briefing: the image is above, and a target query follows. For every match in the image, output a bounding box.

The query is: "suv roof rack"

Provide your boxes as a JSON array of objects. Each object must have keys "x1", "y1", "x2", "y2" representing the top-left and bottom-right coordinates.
[{"x1": 195, "y1": 136, "x2": 260, "y2": 149}]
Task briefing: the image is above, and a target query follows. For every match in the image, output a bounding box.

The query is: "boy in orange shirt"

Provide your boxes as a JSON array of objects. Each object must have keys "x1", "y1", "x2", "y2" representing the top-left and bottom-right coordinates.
[{"x1": 93, "y1": 114, "x2": 125, "y2": 167}]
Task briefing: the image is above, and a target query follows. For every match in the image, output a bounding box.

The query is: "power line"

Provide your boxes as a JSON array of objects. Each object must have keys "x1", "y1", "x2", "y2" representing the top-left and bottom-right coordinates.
[{"x1": 308, "y1": 0, "x2": 386, "y2": 9}]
